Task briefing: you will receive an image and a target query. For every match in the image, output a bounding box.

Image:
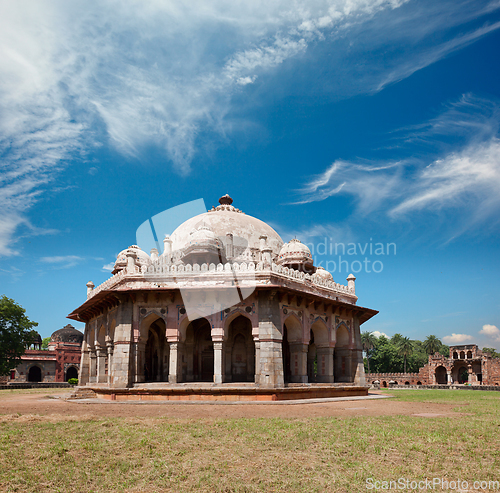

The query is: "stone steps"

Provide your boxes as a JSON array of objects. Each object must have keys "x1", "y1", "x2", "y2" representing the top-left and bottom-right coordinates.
[{"x1": 69, "y1": 388, "x2": 97, "y2": 399}]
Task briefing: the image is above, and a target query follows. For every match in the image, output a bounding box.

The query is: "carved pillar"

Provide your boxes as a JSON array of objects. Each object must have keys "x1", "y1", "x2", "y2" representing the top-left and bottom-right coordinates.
[
  {"x1": 257, "y1": 291, "x2": 284, "y2": 387},
  {"x1": 447, "y1": 371, "x2": 452, "y2": 385},
  {"x1": 134, "y1": 341, "x2": 146, "y2": 383},
  {"x1": 213, "y1": 342, "x2": 224, "y2": 384},
  {"x1": 79, "y1": 340, "x2": 91, "y2": 386},
  {"x1": 96, "y1": 346, "x2": 107, "y2": 383},
  {"x1": 169, "y1": 342, "x2": 180, "y2": 383},
  {"x1": 317, "y1": 346, "x2": 334, "y2": 383},
  {"x1": 89, "y1": 349, "x2": 97, "y2": 384},
  {"x1": 254, "y1": 340, "x2": 260, "y2": 383},
  {"x1": 106, "y1": 342, "x2": 114, "y2": 385},
  {"x1": 289, "y1": 343, "x2": 308, "y2": 383}
]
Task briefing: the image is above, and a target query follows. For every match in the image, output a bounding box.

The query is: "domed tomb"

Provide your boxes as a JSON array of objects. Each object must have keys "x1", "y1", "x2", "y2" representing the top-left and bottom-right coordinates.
[
  {"x1": 277, "y1": 238, "x2": 314, "y2": 273},
  {"x1": 315, "y1": 266, "x2": 333, "y2": 281},
  {"x1": 181, "y1": 224, "x2": 226, "y2": 265},
  {"x1": 50, "y1": 324, "x2": 84, "y2": 344},
  {"x1": 113, "y1": 245, "x2": 151, "y2": 274},
  {"x1": 168, "y1": 195, "x2": 283, "y2": 263}
]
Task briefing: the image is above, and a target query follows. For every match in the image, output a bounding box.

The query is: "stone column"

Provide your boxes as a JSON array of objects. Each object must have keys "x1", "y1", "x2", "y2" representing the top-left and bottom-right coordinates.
[
  {"x1": 168, "y1": 342, "x2": 180, "y2": 383},
  {"x1": 317, "y1": 346, "x2": 334, "y2": 383},
  {"x1": 254, "y1": 340, "x2": 260, "y2": 383},
  {"x1": 79, "y1": 340, "x2": 91, "y2": 386},
  {"x1": 213, "y1": 341, "x2": 224, "y2": 384},
  {"x1": 109, "y1": 300, "x2": 134, "y2": 388},
  {"x1": 106, "y1": 342, "x2": 114, "y2": 385},
  {"x1": 352, "y1": 316, "x2": 366, "y2": 386},
  {"x1": 256, "y1": 290, "x2": 284, "y2": 387},
  {"x1": 89, "y1": 349, "x2": 97, "y2": 384},
  {"x1": 447, "y1": 371, "x2": 452, "y2": 385},
  {"x1": 289, "y1": 343, "x2": 308, "y2": 383},
  {"x1": 133, "y1": 341, "x2": 146, "y2": 383},
  {"x1": 96, "y1": 346, "x2": 107, "y2": 383}
]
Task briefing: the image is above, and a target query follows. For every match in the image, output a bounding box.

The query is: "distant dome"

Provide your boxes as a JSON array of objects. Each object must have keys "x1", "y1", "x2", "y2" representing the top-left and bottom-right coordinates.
[
  {"x1": 113, "y1": 245, "x2": 151, "y2": 274},
  {"x1": 51, "y1": 324, "x2": 84, "y2": 344},
  {"x1": 277, "y1": 239, "x2": 313, "y2": 268},
  {"x1": 315, "y1": 266, "x2": 333, "y2": 281},
  {"x1": 169, "y1": 195, "x2": 283, "y2": 260},
  {"x1": 182, "y1": 225, "x2": 226, "y2": 265}
]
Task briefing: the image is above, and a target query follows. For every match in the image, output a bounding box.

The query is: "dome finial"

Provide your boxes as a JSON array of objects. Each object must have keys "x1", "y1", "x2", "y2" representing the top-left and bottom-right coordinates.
[{"x1": 219, "y1": 194, "x2": 233, "y2": 206}]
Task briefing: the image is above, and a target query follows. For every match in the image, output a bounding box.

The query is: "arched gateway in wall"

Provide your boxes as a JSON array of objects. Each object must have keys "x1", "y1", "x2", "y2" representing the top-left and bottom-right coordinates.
[{"x1": 69, "y1": 195, "x2": 378, "y2": 401}]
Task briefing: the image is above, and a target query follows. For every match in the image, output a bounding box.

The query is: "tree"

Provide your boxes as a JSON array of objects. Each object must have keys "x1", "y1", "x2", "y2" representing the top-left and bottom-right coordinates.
[
  {"x1": 423, "y1": 335, "x2": 441, "y2": 355},
  {"x1": 482, "y1": 347, "x2": 500, "y2": 358},
  {"x1": 361, "y1": 331, "x2": 377, "y2": 374},
  {"x1": 42, "y1": 337, "x2": 51, "y2": 350},
  {"x1": 0, "y1": 295, "x2": 38, "y2": 376},
  {"x1": 397, "y1": 337, "x2": 414, "y2": 374}
]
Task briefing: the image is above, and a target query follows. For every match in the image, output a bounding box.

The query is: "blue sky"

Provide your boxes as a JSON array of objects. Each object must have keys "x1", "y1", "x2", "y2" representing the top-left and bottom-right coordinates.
[{"x1": 1, "y1": 0, "x2": 500, "y2": 350}]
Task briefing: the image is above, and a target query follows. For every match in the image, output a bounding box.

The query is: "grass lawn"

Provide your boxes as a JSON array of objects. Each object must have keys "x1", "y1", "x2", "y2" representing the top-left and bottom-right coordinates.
[{"x1": 1, "y1": 389, "x2": 499, "y2": 492}]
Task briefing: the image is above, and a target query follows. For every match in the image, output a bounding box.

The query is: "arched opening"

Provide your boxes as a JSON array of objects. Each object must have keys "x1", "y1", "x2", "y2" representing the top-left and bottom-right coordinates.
[
  {"x1": 145, "y1": 319, "x2": 167, "y2": 382},
  {"x1": 405, "y1": 381, "x2": 410, "y2": 385},
  {"x1": 226, "y1": 315, "x2": 255, "y2": 382},
  {"x1": 453, "y1": 352, "x2": 458, "y2": 359},
  {"x1": 457, "y1": 367, "x2": 469, "y2": 384},
  {"x1": 435, "y1": 366, "x2": 447, "y2": 384},
  {"x1": 66, "y1": 366, "x2": 78, "y2": 382},
  {"x1": 467, "y1": 350, "x2": 472, "y2": 359},
  {"x1": 472, "y1": 362, "x2": 482, "y2": 384},
  {"x1": 282, "y1": 315, "x2": 302, "y2": 384},
  {"x1": 308, "y1": 320, "x2": 330, "y2": 383},
  {"x1": 186, "y1": 318, "x2": 213, "y2": 382},
  {"x1": 417, "y1": 381, "x2": 422, "y2": 385},
  {"x1": 28, "y1": 365, "x2": 42, "y2": 383},
  {"x1": 382, "y1": 381, "x2": 387, "y2": 388},
  {"x1": 334, "y1": 324, "x2": 351, "y2": 383},
  {"x1": 459, "y1": 351, "x2": 465, "y2": 359}
]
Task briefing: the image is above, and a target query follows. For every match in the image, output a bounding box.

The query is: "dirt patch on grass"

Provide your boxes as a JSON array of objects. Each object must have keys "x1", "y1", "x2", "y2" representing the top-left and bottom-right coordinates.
[{"x1": 0, "y1": 389, "x2": 462, "y2": 420}]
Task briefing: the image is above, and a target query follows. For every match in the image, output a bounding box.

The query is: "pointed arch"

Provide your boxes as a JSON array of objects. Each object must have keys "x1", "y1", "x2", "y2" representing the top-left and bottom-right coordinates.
[
  {"x1": 283, "y1": 313, "x2": 303, "y2": 342},
  {"x1": 225, "y1": 314, "x2": 255, "y2": 382}
]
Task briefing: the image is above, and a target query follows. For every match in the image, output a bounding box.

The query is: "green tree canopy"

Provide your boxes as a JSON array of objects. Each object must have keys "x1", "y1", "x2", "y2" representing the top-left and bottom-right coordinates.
[
  {"x1": 482, "y1": 347, "x2": 500, "y2": 358},
  {"x1": 361, "y1": 331, "x2": 377, "y2": 374},
  {"x1": 0, "y1": 295, "x2": 38, "y2": 376},
  {"x1": 423, "y1": 335, "x2": 441, "y2": 355},
  {"x1": 41, "y1": 337, "x2": 51, "y2": 350},
  {"x1": 397, "y1": 336, "x2": 414, "y2": 374}
]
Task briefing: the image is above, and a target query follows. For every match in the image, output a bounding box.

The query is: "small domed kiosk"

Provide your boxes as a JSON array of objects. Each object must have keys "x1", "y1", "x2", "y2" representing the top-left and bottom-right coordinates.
[{"x1": 69, "y1": 195, "x2": 378, "y2": 401}]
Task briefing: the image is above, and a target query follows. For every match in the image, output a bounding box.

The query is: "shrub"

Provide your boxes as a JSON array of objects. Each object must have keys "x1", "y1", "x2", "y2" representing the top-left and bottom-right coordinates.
[{"x1": 68, "y1": 378, "x2": 78, "y2": 385}]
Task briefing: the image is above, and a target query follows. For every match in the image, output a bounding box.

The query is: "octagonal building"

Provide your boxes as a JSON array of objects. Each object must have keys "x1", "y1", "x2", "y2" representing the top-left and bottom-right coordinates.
[{"x1": 68, "y1": 195, "x2": 378, "y2": 401}]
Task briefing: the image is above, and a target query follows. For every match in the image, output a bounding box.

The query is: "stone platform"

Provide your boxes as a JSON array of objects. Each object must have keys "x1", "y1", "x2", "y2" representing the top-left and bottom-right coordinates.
[{"x1": 80, "y1": 383, "x2": 369, "y2": 402}]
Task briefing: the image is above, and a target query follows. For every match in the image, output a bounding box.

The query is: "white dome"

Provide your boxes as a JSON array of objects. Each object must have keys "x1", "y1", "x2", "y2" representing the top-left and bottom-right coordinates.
[
  {"x1": 169, "y1": 195, "x2": 283, "y2": 260},
  {"x1": 315, "y1": 266, "x2": 333, "y2": 281},
  {"x1": 277, "y1": 239, "x2": 313, "y2": 265},
  {"x1": 113, "y1": 245, "x2": 151, "y2": 274}
]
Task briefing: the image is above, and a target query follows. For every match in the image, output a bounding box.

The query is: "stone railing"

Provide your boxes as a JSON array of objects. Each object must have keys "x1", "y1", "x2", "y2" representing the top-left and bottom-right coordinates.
[{"x1": 87, "y1": 260, "x2": 355, "y2": 300}]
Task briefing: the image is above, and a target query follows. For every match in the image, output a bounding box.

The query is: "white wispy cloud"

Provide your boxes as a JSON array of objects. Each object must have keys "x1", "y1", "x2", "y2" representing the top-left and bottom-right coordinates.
[
  {"x1": 479, "y1": 324, "x2": 500, "y2": 342},
  {"x1": 1, "y1": 0, "x2": 499, "y2": 257},
  {"x1": 372, "y1": 330, "x2": 389, "y2": 338},
  {"x1": 442, "y1": 333, "x2": 474, "y2": 344},
  {"x1": 40, "y1": 255, "x2": 83, "y2": 268},
  {"x1": 297, "y1": 95, "x2": 500, "y2": 237},
  {"x1": 102, "y1": 262, "x2": 114, "y2": 272}
]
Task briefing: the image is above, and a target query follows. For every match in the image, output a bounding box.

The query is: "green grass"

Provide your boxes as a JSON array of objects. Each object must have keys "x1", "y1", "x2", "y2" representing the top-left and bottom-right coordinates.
[{"x1": 1, "y1": 390, "x2": 499, "y2": 492}]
